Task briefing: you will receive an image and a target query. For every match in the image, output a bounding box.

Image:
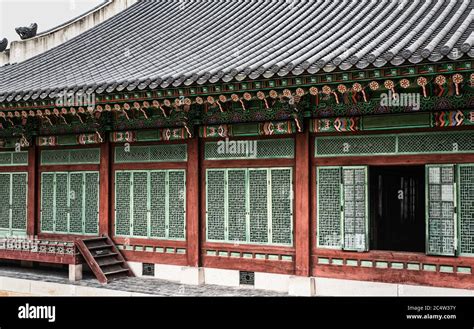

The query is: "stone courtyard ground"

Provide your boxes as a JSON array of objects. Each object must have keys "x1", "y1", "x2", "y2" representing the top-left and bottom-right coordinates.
[{"x1": 0, "y1": 263, "x2": 284, "y2": 297}]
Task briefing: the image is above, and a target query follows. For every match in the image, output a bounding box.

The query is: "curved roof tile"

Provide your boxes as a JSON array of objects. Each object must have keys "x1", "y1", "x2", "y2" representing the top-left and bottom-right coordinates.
[{"x1": 0, "y1": 0, "x2": 472, "y2": 101}]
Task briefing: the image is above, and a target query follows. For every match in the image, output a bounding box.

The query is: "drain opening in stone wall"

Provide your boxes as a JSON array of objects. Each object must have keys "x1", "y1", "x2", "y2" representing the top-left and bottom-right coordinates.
[
  {"x1": 239, "y1": 271, "x2": 255, "y2": 286},
  {"x1": 142, "y1": 263, "x2": 155, "y2": 276}
]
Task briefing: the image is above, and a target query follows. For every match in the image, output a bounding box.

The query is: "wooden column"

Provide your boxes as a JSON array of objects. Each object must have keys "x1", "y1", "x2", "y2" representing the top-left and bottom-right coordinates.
[
  {"x1": 294, "y1": 130, "x2": 310, "y2": 276},
  {"x1": 186, "y1": 137, "x2": 200, "y2": 267},
  {"x1": 99, "y1": 140, "x2": 110, "y2": 235},
  {"x1": 26, "y1": 145, "x2": 37, "y2": 236}
]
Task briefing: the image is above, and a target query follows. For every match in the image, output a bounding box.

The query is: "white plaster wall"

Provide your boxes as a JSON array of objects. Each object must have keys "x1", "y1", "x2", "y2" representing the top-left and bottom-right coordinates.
[
  {"x1": 203, "y1": 268, "x2": 240, "y2": 287},
  {"x1": 181, "y1": 267, "x2": 204, "y2": 285},
  {"x1": 127, "y1": 261, "x2": 143, "y2": 277},
  {"x1": 289, "y1": 276, "x2": 315, "y2": 296},
  {"x1": 154, "y1": 264, "x2": 183, "y2": 282},
  {"x1": 0, "y1": 50, "x2": 10, "y2": 67},
  {"x1": 254, "y1": 272, "x2": 290, "y2": 293},
  {"x1": 398, "y1": 284, "x2": 474, "y2": 296},
  {"x1": 315, "y1": 277, "x2": 398, "y2": 296}
]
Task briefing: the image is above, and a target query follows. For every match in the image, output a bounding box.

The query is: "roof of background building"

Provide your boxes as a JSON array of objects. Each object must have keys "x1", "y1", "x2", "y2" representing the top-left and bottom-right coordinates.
[{"x1": 0, "y1": 0, "x2": 473, "y2": 102}]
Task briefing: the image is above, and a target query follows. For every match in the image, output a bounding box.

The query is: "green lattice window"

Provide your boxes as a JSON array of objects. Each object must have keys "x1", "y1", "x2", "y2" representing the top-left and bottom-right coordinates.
[
  {"x1": 316, "y1": 167, "x2": 342, "y2": 248},
  {"x1": 114, "y1": 144, "x2": 187, "y2": 163},
  {"x1": 342, "y1": 167, "x2": 368, "y2": 251},
  {"x1": 206, "y1": 168, "x2": 293, "y2": 246},
  {"x1": 0, "y1": 151, "x2": 28, "y2": 166},
  {"x1": 459, "y1": 164, "x2": 474, "y2": 256},
  {"x1": 425, "y1": 163, "x2": 474, "y2": 257},
  {"x1": 317, "y1": 166, "x2": 368, "y2": 251},
  {"x1": 40, "y1": 172, "x2": 99, "y2": 235},
  {"x1": 315, "y1": 131, "x2": 473, "y2": 157},
  {"x1": 114, "y1": 170, "x2": 186, "y2": 240},
  {"x1": 41, "y1": 148, "x2": 100, "y2": 165},
  {"x1": 426, "y1": 165, "x2": 456, "y2": 256},
  {"x1": 205, "y1": 138, "x2": 294, "y2": 160},
  {"x1": 0, "y1": 173, "x2": 27, "y2": 236}
]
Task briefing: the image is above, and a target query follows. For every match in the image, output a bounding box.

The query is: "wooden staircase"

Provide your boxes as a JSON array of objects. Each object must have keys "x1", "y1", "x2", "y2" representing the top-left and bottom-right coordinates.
[{"x1": 76, "y1": 235, "x2": 134, "y2": 284}]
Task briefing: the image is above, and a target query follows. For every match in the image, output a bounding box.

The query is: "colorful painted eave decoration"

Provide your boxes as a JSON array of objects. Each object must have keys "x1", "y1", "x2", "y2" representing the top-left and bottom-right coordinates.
[
  {"x1": 0, "y1": 70, "x2": 471, "y2": 139},
  {"x1": 110, "y1": 127, "x2": 191, "y2": 143},
  {"x1": 37, "y1": 133, "x2": 104, "y2": 146},
  {"x1": 0, "y1": 68, "x2": 472, "y2": 114},
  {"x1": 1, "y1": 59, "x2": 472, "y2": 109},
  {"x1": 311, "y1": 117, "x2": 360, "y2": 133},
  {"x1": 310, "y1": 110, "x2": 474, "y2": 133},
  {"x1": 432, "y1": 110, "x2": 474, "y2": 127},
  {"x1": 199, "y1": 120, "x2": 298, "y2": 138}
]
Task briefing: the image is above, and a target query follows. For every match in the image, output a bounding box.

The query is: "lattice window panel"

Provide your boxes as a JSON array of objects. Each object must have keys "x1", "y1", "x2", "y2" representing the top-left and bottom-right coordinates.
[
  {"x1": 0, "y1": 173, "x2": 27, "y2": 235},
  {"x1": 41, "y1": 148, "x2": 100, "y2": 165},
  {"x1": 0, "y1": 151, "x2": 28, "y2": 166},
  {"x1": 227, "y1": 170, "x2": 247, "y2": 242},
  {"x1": 398, "y1": 131, "x2": 473, "y2": 154},
  {"x1": 270, "y1": 168, "x2": 293, "y2": 245},
  {"x1": 249, "y1": 169, "x2": 269, "y2": 243},
  {"x1": 206, "y1": 168, "x2": 293, "y2": 246},
  {"x1": 41, "y1": 150, "x2": 69, "y2": 165},
  {"x1": 316, "y1": 135, "x2": 396, "y2": 156},
  {"x1": 114, "y1": 144, "x2": 187, "y2": 163},
  {"x1": 317, "y1": 167, "x2": 342, "y2": 248},
  {"x1": 206, "y1": 170, "x2": 226, "y2": 241},
  {"x1": 70, "y1": 149, "x2": 101, "y2": 164},
  {"x1": 0, "y1": 174, "x2": 11, "y2": 232},
  {"x1": 150, "y1": 171, "x2": 166, "y2": 238},
  {"x1": 132, "y1": 172, "x2": 148, "y2": 237},
  {"x1": 458, "y1": 165, "x2": 474, "y2": 256},
  {"x1": 11, "y1": 174, "x2": 27, "y2": 231},
  {"x1": 115, "y1": 172, "x2": 132, "y2": 236},
  {"x1": 40, "y1": 172, "x2": 99, "y2": 235},
  {"x1": 40, "y1": 173, "x2": 55, "y2": 232},
  {"x1": 115, "y1": 170, "x2": 186, "y2": 240},
  {"x1": 12, "y1": 152, "x2": 28, "y2": 165},
  {"x1": 0, "y1": 153, "x2": 11, "y2": 165},
  {"x1": 168, "y1": 171, "x2": 186, "y2": 239},
  {"x1": 316, "y1": 166, "x2": 368, "y2": 251},
  {"x1": 204, "y1": 138, "x2": 294, "y2": 160},
  {"x1": 426, "y1": 165, "x2": 456, "y2": 256},
  {"x1": 316, "y1": 131, "x2": 474, "y2": 157},
  {"x1": 84, "y1": 173, "x2": 99, "y2": 234},
  {"x1": 69, "y1": 173, "x2": 83, "y2": 234},
  {"x1": 342, "y1": 167, "x2": 368, "y2": 251},
  {"x1": 55, "y1": 173, "x2": 69, "y2": 233},
  {"x1": 0, "y1": 152, "x2": 28, "y2": 166}
]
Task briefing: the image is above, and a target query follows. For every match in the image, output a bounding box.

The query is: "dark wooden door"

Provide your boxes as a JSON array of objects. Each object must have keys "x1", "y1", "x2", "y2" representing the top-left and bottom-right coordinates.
[{"x1": 370, "y1": 166, "x2": 425, "y2": 252}]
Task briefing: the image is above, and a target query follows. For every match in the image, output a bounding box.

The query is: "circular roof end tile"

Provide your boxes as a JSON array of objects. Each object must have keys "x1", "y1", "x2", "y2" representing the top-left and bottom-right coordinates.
[
  {"x1": 349, "y1": 55, "x2": 359, "y2": 65},
  {"x1": 421, "y1": 48, "x2": 431, "y2": 58}
]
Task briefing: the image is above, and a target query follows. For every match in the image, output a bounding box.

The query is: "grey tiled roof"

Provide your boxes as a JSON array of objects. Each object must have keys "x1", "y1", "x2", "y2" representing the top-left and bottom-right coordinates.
[{"x1": 0, "y1": 0, "x2": 472, "y2": 102}]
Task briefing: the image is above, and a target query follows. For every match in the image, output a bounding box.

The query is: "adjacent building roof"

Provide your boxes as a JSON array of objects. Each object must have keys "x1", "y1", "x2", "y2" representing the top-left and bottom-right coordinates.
[{"x1": 0, "y1": 0, "x2": 473, "y2": 102}]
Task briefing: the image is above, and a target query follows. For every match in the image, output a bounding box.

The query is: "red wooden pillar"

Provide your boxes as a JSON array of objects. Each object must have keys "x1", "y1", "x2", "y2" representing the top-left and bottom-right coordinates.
[
  {"x1": 99, "y1": 140, "x2": 110, "y2": 235},
  {"x1": 294, "y1": 130, "x2": 310, "y2": 276},
  {"x1": 186, "y1": 137, "x2": 200, "y2": 267},
  {"x1": 27, "y1": 145, "x2": 37, "y2": 236}
]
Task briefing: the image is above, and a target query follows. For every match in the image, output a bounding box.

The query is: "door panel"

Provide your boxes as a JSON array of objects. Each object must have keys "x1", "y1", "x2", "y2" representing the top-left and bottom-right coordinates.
[{"x1": 426, "y1": 165, "x2": 456, "y2": 256}]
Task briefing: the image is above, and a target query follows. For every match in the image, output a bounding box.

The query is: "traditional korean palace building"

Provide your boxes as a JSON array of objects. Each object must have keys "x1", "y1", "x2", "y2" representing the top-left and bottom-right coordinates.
[{"x1": 0, "y1": 0, "x2": 473, "y2": 295}]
